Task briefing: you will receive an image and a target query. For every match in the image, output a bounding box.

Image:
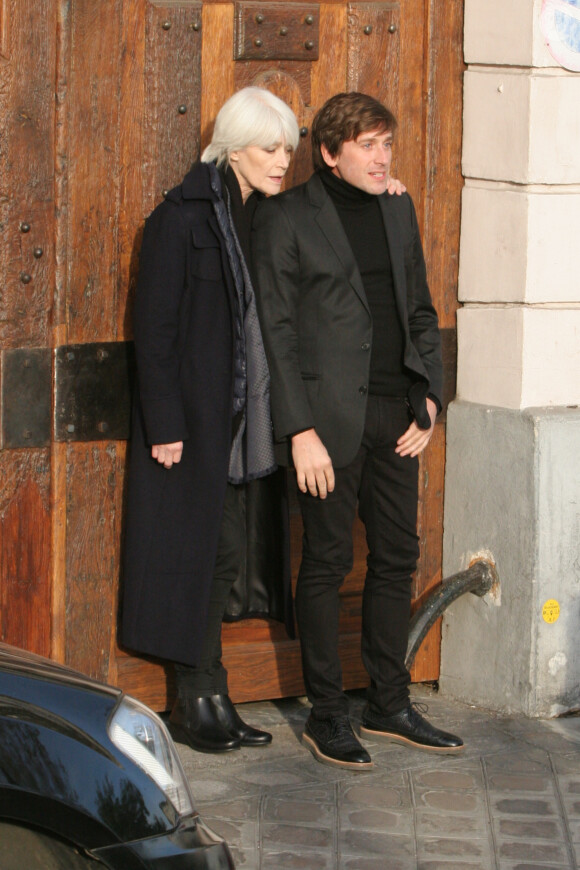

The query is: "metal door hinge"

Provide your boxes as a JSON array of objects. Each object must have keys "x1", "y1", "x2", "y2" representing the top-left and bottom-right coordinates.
[{"x1": 1, "y1": 342, "x2": 136, "y2": 448}]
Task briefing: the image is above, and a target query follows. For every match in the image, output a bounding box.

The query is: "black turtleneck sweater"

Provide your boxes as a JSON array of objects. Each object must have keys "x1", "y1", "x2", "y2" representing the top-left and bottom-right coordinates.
[{"x1": 320, "y1": 169, "x2": 413, "y2": 398}]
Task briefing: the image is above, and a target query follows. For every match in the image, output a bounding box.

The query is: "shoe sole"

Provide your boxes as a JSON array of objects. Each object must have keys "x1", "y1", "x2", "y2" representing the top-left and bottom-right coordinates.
[
  {"x1": 302, "y1": 732, "x2": 374, "y2": 771},
  {"x1": 360, "y1": 725, "x2": 465, "y2": 754}
]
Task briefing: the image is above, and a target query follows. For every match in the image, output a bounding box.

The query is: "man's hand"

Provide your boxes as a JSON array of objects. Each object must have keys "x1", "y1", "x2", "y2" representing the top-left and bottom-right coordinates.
[
  {"x1": 152, "y1": 441, "x2": 183, "y2": 468},
  {"x1": 395, "y1": 398, "x2": 437, "y2": 458},
  {"x1": 387, "y1": 177, "x2": 407, "y2": 196},
  {"x1": 291, "y1": 429, "x2": 335, "y2": 499}
]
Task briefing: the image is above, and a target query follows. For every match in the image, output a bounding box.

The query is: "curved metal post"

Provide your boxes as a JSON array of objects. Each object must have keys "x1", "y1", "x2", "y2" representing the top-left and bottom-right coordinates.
[{"x1": 405, "y1": 559, "x2": 499, "y2": 671}]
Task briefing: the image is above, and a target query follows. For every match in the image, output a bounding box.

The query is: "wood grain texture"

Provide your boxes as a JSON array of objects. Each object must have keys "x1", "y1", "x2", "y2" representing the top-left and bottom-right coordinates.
[
  {"x1": 422, "y1": 0, "x2": 464, "y2": 327},
  {"x1": 0, "y1": 0, "x2": 56, "y2": 349},
  {"x1": 65, "y1": 442, "x2": 123, "y2": 680},
  {"x1": 391, "y1": 0, "x2": 426, "y2": 211},
  {"x1": 0, "y1": 0, "x2": 10, "y2": 60},
  {"x1": 118, "y1": 0, "x2": 146, "y2": 341},
  {"x1": 0, "y1": 453, "x2": 51, "y2": 656},
  {"x1": 143, "y1": 3, "x2": 202, "y2": 215},
  {"x1": 63, "y1": 0, "x2": 123, "y2": 344},
  {"x1": 201, "y1": 3, "x2": 235, "y2": 151}
]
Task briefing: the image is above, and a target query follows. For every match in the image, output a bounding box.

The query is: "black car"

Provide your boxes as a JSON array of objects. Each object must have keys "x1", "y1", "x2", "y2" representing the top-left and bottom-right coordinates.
[{"x1": 0, "y1": 642, "x2": 234, "y2": 869}]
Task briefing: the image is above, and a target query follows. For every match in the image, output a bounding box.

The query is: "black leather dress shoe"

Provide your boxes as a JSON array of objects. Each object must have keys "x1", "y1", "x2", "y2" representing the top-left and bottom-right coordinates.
[
  {"x1": 302, "y1": 714, "x2": 373, "y2": 770},
  {"x1": 209, "y1": 694, "x2": 272, "y2": 747},
  {"x1": 169, "y1": 696, "x2": 240, "y2": 753},
  {"x1": 360, "y1": 703, "x2": 464, "y2": 753}
]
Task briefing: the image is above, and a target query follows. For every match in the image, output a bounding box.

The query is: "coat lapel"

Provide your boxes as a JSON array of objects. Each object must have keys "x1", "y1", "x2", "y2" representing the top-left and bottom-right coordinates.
[
  {"x1": 379, "y1": 195, "x2": 409, "y2": 327},
  {"x1": 308, "y1": 175, "x2": 370, "y2": 314}
]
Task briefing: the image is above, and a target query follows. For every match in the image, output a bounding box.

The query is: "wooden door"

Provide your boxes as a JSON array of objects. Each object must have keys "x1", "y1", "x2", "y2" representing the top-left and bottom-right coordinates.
[{"x1": 0, "y1": 0, "x2": 463, "y2": 710}]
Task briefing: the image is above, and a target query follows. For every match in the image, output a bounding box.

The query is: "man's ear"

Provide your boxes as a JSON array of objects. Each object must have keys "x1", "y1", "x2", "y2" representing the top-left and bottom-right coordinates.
[{"x1": 320, "y1": 143, "x2": 337, "y2": 169}]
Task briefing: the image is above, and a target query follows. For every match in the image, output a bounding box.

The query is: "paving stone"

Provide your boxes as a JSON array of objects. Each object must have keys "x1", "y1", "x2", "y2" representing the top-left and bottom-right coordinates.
[
  {"x1": 262, "y1": 849, "x2": 334, "y2": 869},
  {"x1": 412, "y1": 769, "x2": 482, "y2": 790},
  {"x1": 262, "y1": 796, "x2": 334, "y2": 825},
  {"x1": 418, "y1": 836, "x2": 490, "y2": 860},
  {"x1": 484, "y1": 749, "x2": 553, "y2": 775},
  {"x1": 234, "y1": 763, "x2": 313, "y2": 787},
  {"x1": 487, "y1": 773, "x2": 554, "y2": 793},
  {"x1": 262, "y1": 821, "x2": 332, "y2": 850},
  {"x1": 561, "y1": 796, "x2": 580, "y2": 817},
  {"x1": 416, "y1": 862, "x2": 489, "y2": 869},
  {"x1": 499, "y1": 863, "x2": 571, "y2": 870},
  {"x1": 340, "y1": 854, "x2": 416, "y2": 869},
  {"x1": 341, "y1": 781, "x2": 410, "y2": 809},
  {"x1": 499, "y1": 840, "x2": 570, "y2": 863},
  {"x1": 200, "y1": 817, "x2": 256, "y2": 851},
  {"x1": 339, "y1": 829, "x2": 414, "y2": 860},
  {"x1": 282, "y1": 783, "x2": 337, "y2": 802},
  {"x1": 200, "y1": 796, "x2": 260, "y2": 820},
  {"x1": 415, "y1": 811, "x2": 487, "y2": 838},
  {"x1": 340, "y1": 806, "x2": 414, "y2": 836},
  {"x1": 227, "y1": 845, "x2": 259, "y2": 868},
  {"x1": 491, "y1": 795, "x2": 560, "y2": 816},
  {"x1": 494, "y1": 816, "x2": 565, "y2": 840},
  {"x1": 415, "y1": 789, "x2": 484, "y2": 813}
]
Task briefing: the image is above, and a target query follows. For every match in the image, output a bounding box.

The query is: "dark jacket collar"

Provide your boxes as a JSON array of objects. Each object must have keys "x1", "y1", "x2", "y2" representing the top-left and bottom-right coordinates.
[{"x1": 166, "y1": 161, "x2": 222, "y2": 204}]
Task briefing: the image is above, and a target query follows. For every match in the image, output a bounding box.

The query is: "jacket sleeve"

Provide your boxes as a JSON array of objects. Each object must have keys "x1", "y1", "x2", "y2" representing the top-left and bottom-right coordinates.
[
  {"x1": 133, "y1": 203, "x2": 191, "y2": 446},
  {"x1": 252, "y1": 197, "x2": 316, "y2": 442},
  {"x1": 405, "y1": 195, "x2": 443, "y2": 410}
]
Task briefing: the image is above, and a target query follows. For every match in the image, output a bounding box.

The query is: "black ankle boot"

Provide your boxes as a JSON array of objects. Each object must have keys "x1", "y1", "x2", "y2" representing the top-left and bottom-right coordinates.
[
  {"x1": 169, "y1": 695, "x2": 240, "y2": 753},
  {"x1": 209, "y1": 694, "x2": 272, "y2": 747}
]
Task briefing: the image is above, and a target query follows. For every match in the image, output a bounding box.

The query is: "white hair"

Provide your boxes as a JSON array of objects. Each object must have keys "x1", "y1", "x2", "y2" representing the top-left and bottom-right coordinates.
[{"x1": 201, "y1": 87, "x2": 300, "y2": 168}]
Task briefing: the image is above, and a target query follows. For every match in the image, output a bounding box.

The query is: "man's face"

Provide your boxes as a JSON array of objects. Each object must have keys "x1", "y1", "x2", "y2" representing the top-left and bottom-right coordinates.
[{"x1": 321, "y1": 127, "x2": 393, "y2": 195}]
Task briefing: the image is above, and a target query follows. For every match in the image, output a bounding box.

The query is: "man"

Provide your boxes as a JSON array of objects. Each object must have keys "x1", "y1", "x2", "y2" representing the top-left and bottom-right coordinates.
[{"x1": 253, "y1": 92, "x2": 463, "y2": 770}]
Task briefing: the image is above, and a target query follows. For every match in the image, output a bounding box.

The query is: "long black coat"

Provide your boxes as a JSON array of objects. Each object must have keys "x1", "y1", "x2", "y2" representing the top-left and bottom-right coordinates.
[{"x1": 121, "y1": 164, "x2": 266, "y2": 666}]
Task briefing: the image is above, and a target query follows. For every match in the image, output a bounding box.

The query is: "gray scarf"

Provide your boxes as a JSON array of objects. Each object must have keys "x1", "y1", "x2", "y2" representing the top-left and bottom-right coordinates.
[{"x1": 208, "y1": 163, "x2": 276, "y2": 484}]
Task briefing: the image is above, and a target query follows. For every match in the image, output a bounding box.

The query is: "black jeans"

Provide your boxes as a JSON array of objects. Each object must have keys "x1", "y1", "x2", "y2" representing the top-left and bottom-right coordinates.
[
  {"x1": 175, "y1": 482, "x2": 244, "y2": 698},
  {"x1": 295, "y1": 395, "x2": 420, "y2": 719}
]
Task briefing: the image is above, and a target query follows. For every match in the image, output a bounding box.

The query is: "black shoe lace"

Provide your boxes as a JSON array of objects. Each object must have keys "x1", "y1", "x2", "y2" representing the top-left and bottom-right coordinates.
[
  {"x1": 408, "y1": 701, "x2": 429, "y2": 725},
  {"x1": 320, "y1": 716, "x2": 358, "y2": 751}
]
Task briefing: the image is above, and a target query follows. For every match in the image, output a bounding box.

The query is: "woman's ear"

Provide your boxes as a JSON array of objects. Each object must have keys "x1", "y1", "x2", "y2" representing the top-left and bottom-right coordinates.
[{"x1": 229, "y1": 151, "x2": 240, "y2": 163}]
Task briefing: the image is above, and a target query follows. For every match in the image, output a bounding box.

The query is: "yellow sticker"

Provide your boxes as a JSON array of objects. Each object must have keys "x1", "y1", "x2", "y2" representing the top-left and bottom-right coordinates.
[{"x1": 542, "y1": 599, "x2": 560, "y2": 624}]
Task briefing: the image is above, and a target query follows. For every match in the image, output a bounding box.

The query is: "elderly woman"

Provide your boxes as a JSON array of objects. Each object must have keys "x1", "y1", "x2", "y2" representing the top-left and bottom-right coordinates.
[{"x1": 121, "y1": 87, "x2": 300, "y2": 753}]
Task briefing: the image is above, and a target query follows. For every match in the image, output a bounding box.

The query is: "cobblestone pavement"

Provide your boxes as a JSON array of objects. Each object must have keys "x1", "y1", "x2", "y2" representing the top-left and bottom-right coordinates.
[{"x1": 172, "y1": 685, "x2": 580, "y2": 870}]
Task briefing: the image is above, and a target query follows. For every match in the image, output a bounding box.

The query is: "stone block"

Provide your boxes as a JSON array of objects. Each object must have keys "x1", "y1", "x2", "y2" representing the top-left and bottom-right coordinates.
[
  {"x1": 459, "y1": 182, "x2": 580, "y2": 305},
  {"x1": 456, "y1": 307, "x2": 580, "y2": 409},
  {"x1": 464, "y1": 0, "x2": 554, "y2": 67},
  {"x1": 441, "y1": 401, "x2": 580, "y2": 716},
  {"x1": 463, "y1": 69, "x2": 580, "y2": 184}
]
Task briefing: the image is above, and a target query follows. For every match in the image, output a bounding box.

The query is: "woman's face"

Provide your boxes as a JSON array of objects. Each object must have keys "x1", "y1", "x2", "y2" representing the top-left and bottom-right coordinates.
[{"x1": 229, "y1": 143, "x2": 293, "y2": 202}]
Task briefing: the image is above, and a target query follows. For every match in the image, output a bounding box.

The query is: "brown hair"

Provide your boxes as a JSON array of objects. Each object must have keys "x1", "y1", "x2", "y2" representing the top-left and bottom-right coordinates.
[{"x1": 311, "y1": 92, "x2": 397, "y2": 171}]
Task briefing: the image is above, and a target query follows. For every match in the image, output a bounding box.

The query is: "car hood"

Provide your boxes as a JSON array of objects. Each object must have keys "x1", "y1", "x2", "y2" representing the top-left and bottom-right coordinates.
[{"x1": 0, "y1": 642, "x2": 120, "y2": 698}]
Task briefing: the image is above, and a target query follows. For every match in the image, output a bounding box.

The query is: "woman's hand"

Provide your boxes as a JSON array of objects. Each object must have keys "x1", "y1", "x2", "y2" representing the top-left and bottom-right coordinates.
[
  {"x1": 387, "y1": 177, "x2": 407, "y2": 196},
  {"x1": 151, "y1": 442, "x2": 183, "y2": 469}
]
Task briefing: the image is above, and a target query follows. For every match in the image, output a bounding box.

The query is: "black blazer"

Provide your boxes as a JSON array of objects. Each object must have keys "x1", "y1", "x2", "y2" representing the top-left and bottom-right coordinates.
[{"x1": 253, "y1": 172, "x2": 443, "y2": 469}]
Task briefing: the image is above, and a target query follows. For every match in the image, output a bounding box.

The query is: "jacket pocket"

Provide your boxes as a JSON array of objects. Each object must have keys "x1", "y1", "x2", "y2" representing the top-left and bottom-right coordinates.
[{"x1": 190, "y1": 224, "x2": 222, "y2": 281}]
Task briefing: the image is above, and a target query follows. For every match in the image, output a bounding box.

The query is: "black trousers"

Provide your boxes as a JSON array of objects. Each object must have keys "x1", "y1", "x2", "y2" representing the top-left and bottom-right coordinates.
[
  {"x1": 175, "y1": 482, "x2": 244, "y2": 698},
  {"x1": 295, "y1": 395, "x2": 420, "y2": 719}
]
